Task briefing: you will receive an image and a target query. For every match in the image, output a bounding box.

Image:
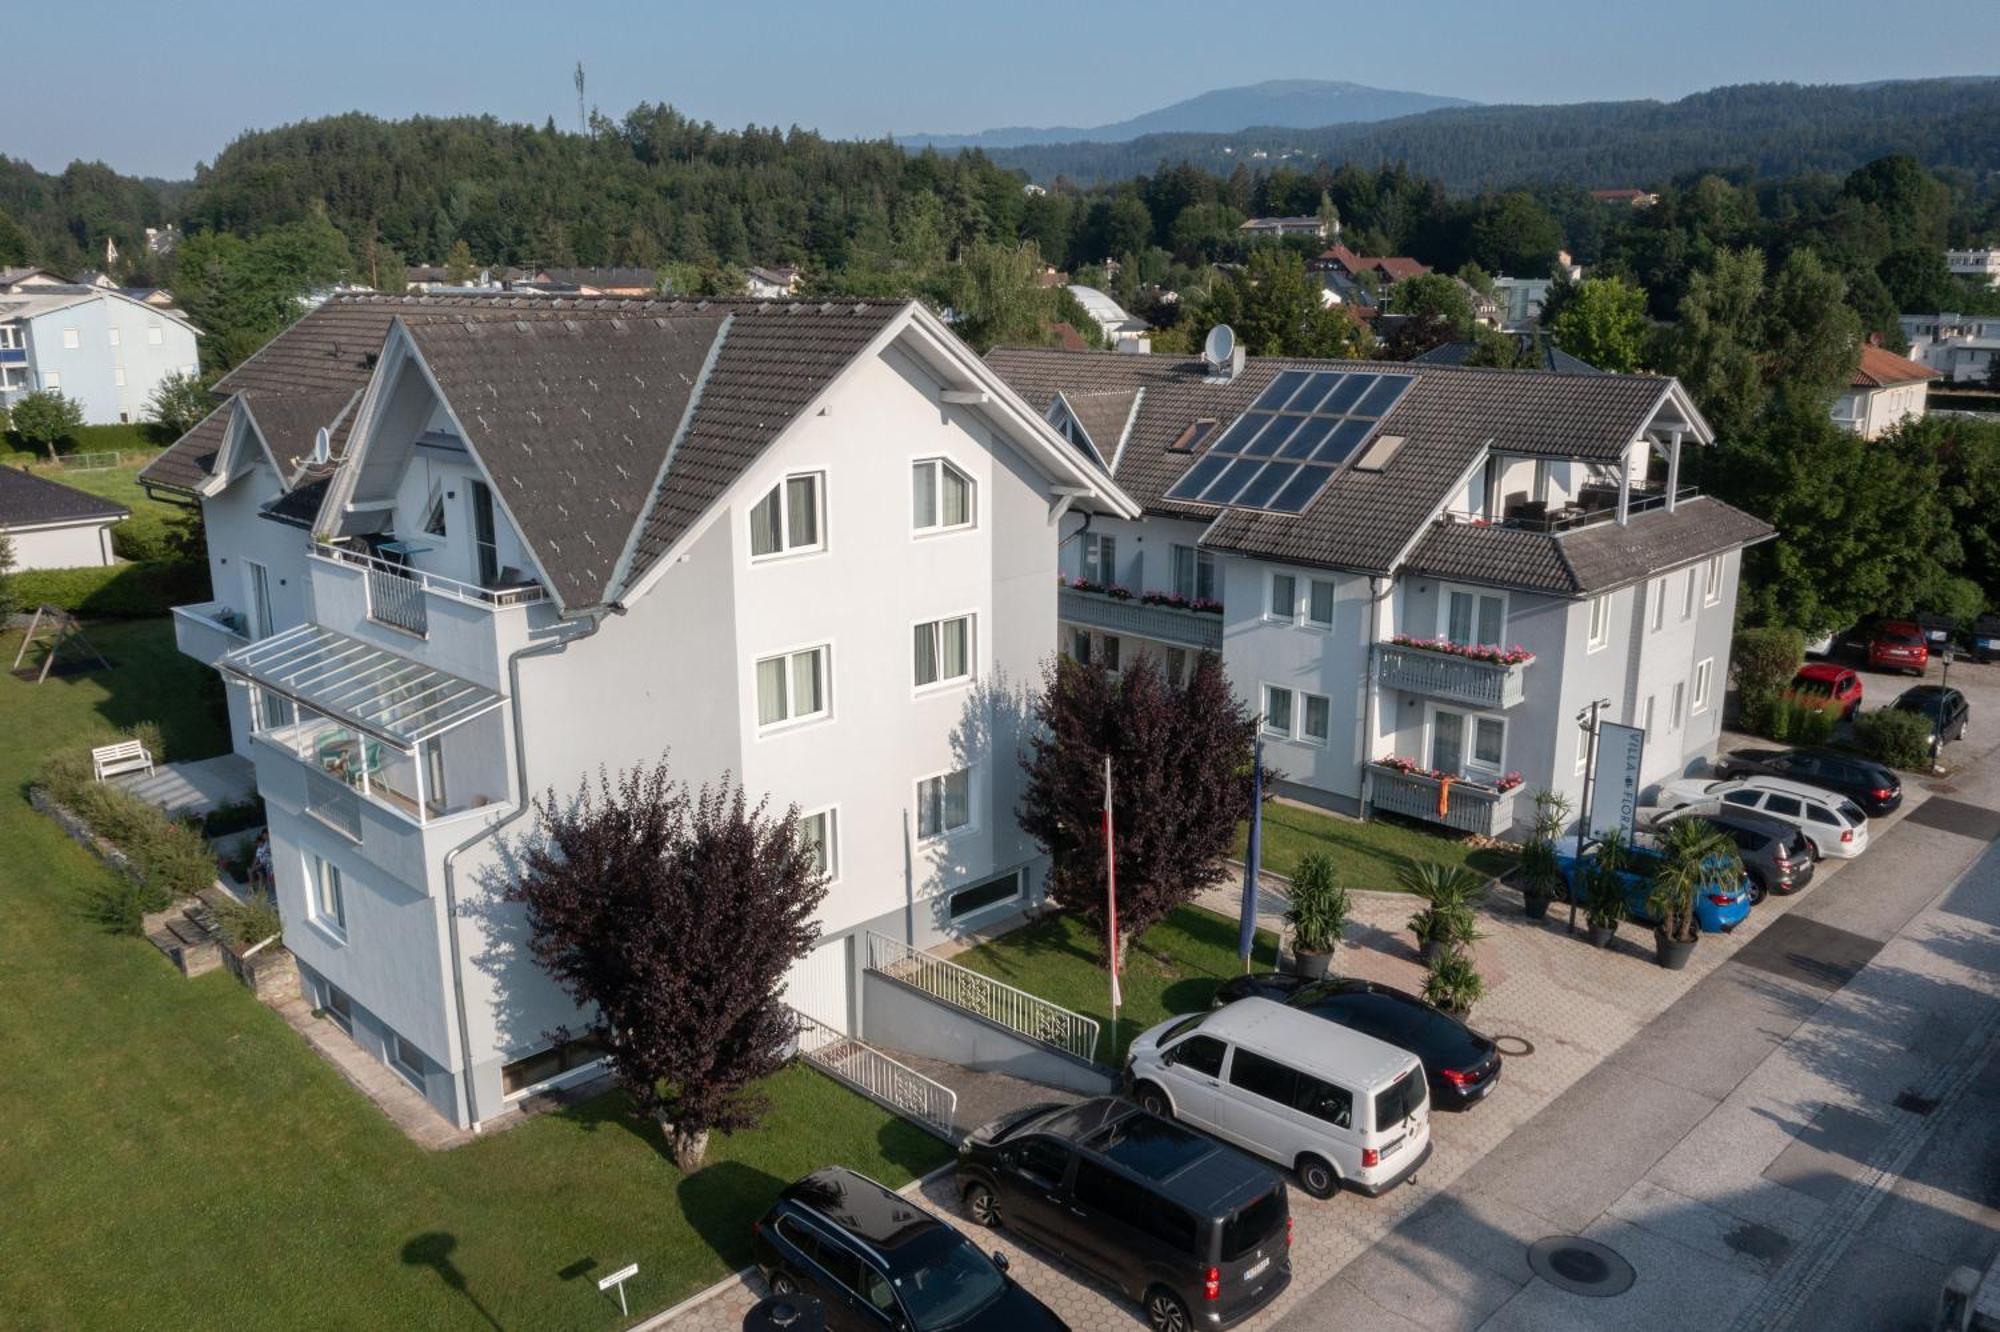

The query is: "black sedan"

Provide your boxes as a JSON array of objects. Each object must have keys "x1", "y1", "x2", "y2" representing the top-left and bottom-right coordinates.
[
  {"x1": 1212, "y1": 975, "x2": 1503, "y2": 1108},
  {"x1": 1711, "y1": 746, "x2": 1902, "y2": 817},
  {"x1": 1894, "y1": 686, "x2": 1970, "y2": 745}
]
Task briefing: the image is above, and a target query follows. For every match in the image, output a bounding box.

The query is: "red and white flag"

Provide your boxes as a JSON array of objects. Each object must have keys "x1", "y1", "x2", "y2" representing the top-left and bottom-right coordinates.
[{"x1": 1103, "y1": 755, "x2": 1121, "y2": 1013}]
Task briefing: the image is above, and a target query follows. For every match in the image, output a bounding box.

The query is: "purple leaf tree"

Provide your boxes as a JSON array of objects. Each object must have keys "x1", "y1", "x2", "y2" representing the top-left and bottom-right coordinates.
[
  {"x1": 509, "y1": 759, "x2": 827, "y2": 1172},
  {"x1": 1018, "y1": 652, "x2": 1258, "y2": 961}
]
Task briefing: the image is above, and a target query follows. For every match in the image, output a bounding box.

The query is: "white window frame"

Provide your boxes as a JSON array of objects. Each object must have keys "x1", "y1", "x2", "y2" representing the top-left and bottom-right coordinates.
[
  {"x1": 911, "y1": 456, "x2": 975, "y2": 535},
  {"x1": 913, "y1": 612, "x2": 976, "y2": 692},
  {"x1": 1301, "y1": 692, "x2": 1331, "y2": 745},
  {"x1": 42, "y1": 370, "x2": 60, "y2": 390},
  {"x1": 1650, "y1": 578, "x2": 1667, "y2": 632},
  {"x1": 1437, "y1": 583, "x2": 1508, "y2": 648},
  {"x1": 1670, "y1": 680, "x2": 1686, "y2": 730},
  {"x1": 1587, "y1": 594, "x2": 1610, "y2": 652},
  {"x1": 308, "y1": 852, "x2": 346, "y2": 942},
  {"x1": 389, "y1": 1032, "x2": 426, "y2": 1087},
  {"x1": 799, "y1": 805, "x2": 841, "y2": 883},
  {"x1": 1081, "y1": 532, "x2": 1118, "y2": 585},
  {"x1": 1426, "y1": 704, "x2": 1507, "y2": 781},
  {"x1": 1171, "y1": 544, "x2": 1216, "y2": 602},
  {"x1": 1703, "y1": 555, "x2": 1724, "y2": 606},
  {"x1": 147, "y1": 322, "x2": 164, "y2": 346},
  {"x1": 748, "y1": 471, "x2": 826, "y2": 561},
  {"x1": 916, "y1": 768, "x2": 974, "y2": 842},
  {"x1": 1305, "y1": 577, "x2": 1338, "y2": 630},
  {"x1": 1262, "y1": 684, "x2": 1295, "y2": 738},
  {"x1": 754, "y1": 642, "x2": 832, "y2": 732},
  {"x1": 1681, "y1": 569, "x2": 1697, "y2": 621},
  {"x1": 1267, "y1": 571, "x2": 1298, "y2": 623},
  {"x1": 113, "y1": 365, "x2": 126, "y2": 387},
  {"x1": 1639, "y1": 694, "x2": 1656, "y2": 739},
  {"x1": 107, "y1": 326, "x2": 120, "y2": 347},
  {"x1": 61, "y1": 327, "x2": 79, "y2": 349},
  {"x1": 1692, "y1": 657, "x2": 1713, "y2": 714},
  {"x1": 1576, "y1": 722, "x2": 1590, "y2": 775}
]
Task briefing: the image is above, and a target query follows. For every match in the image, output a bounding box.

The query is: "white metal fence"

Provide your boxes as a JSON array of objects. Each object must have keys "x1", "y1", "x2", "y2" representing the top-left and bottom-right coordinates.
[
  {"x1": 792, "y1": 1007, "x2": 958, "y2": 1140},
  {"x1": 864, "y1": 930, "x2": 1102, "y2": 1063},
  {"x1": 363, "y1": 566, "x2": 429, "y2": 636},
  {"x1": 320, "y1": 545, "x2": 546, "y2": 609},
  {"x1": 58, "y1": 450, "x2": 120, "y2": 472}
]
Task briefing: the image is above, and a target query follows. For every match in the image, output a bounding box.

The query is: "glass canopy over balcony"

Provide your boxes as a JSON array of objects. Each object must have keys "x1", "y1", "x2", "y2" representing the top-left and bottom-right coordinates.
[{"x1": 220, "y1": 623, "x2": 504, "y2": 748}]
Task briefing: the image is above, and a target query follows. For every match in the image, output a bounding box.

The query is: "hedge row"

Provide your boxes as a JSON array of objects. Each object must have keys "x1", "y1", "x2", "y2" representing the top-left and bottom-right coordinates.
[
  {"x1": 6, "y1": 560, "x2": 208, "y2": 618},
  {"x1": 40, "y1": 727, "x2": 219, "y2": 932}
]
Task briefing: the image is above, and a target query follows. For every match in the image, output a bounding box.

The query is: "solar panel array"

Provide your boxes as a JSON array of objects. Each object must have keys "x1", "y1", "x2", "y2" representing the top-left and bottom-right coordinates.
[{"x1": 1162, "y1": 369, "x2": 1415, "y2": 513}]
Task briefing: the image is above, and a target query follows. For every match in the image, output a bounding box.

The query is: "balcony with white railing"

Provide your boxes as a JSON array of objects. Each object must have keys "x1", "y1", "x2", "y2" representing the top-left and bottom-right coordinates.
[
  {"x1": 1375, "y1": 639, "x2": 1532, "y2": 710},
  {"x1": 251, "y1": 701, "x2": 509, "y2": 837},
  {"x1": 1058, "y1": 581, "x2": 1223, "y2": 652},
  {"x1": 170, "y1": 600, "x2": 251, "y2": 667},
  {"x1": 864, "y1": 931, "x2": 1102, "y2": 1063},
  {"x1": 308, "y1": 546, "x2": 547, "y2": 691},
  {"x1": 1365, "y1": 762, "x2": 1521, "y2": 838},
  {"x1": 791, "y1": 1007, "x2": 958, "y2": 1141}
]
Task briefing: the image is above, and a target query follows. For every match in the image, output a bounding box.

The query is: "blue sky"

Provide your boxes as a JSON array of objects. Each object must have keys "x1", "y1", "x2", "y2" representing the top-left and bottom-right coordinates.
[{"x1": 20, "y1": 0, "x2": 2000, "y2": 178}]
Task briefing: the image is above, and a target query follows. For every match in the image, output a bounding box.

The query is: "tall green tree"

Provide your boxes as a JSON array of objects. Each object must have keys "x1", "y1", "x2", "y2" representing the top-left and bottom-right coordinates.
[
  {"x1": 10, "y1": 389, "x2": 85, "y2": 461},
  {"x1": 1183, "y1": 249, "x2": 1369, "y2": 359},
  {"x1": 1666, "y1": 247, "x2": 1768, "y2": 440},
  {"x1": 1762, "y1": 248, "x2": 1862, "y2": 411},
  {"x1": 1545, "y1": 276, "x2": 1650, "y2": 371}
]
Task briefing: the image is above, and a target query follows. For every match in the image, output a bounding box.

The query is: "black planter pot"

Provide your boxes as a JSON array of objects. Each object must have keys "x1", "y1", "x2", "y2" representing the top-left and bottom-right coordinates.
[
  {"x1": 1523, "y1": 894, "x2": 1552, "y2": 921},
  {"x1": 1585, "y1": 922, "x2": 1617, "y2": 948},
  {"x1": 1293, "y1": 947, "x2": 1334, "y2": 980},
  {"x1": 1654, "y1": 929, "x2": 1698, "y2": 970}
]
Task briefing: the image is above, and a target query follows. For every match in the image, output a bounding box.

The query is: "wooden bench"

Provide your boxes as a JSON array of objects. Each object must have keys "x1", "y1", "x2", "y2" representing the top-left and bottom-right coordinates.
[{"x1": 91, "y1": 740, "x2": 155, "y2": 783}]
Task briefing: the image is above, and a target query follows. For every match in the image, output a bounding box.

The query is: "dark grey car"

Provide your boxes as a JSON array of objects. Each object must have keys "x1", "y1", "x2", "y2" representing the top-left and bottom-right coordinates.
[{"x1": 1648, "y1": 804, "x2": 1815, "y2": 903}]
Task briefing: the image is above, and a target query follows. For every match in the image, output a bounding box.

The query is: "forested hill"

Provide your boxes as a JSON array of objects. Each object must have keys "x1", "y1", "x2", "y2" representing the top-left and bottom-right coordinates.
[
  {"x1": 179, "y1": 107, "x2": 1027, "y2": 276},
  {"x1": 981, "y1": 78, "x2": 2000, "y2": 189}
]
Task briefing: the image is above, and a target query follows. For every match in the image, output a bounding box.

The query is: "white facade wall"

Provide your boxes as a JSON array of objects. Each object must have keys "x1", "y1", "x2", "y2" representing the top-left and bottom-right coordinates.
[
  {"x1": 1831, "y1": 382, "x2": 1929, "y2": 439},
  {"x1": 4, "y1": 519, "x2": 118, "y2": 568},
  {"x1": 199, "y1": 462, "x2": 317, "y2": 755},
  {"x1": 15, "y1": 296, "x2": 199, "y2": 424}
]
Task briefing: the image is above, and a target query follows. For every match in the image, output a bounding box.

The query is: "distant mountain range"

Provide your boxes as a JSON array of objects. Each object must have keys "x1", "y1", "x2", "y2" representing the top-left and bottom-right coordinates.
[
  {"x1": 899, "y1": 79, "x2": 1473, "y2": 151},
  {"x1": 946, "y1": 78, "x2": 2000, "y2": 193}
]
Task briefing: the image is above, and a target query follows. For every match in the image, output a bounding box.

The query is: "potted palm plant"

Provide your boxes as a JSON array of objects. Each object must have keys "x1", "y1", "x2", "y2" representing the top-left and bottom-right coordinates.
[
  {"x1": 1582, "y1": 828, "x2": 1629, "y2": 948},
  {"x1": 1517, "y1": 789, "x2": 1571, "y2": 920},
  {"x1": 1284, "y1": 851, "x2": 1349, "y2": 980},
  {"x1": 1400, "y1": 861, "x2": 1486, "y2": 966},
  {"x1": 1422, "y1": 948, "x2": 1484, "y2": 1018},
  {"x1": 1649, "y1": 817, "x2": 1739, "y2": 970}
]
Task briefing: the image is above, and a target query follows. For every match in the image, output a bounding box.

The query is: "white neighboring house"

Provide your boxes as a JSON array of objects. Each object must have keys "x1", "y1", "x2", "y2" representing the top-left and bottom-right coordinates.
[
  {"x1": 988, "y1": 341, "x2": 1771, "y2": 840},
  {"x1": 1946, "y1": 249, "x2": 2000, "y2": 288},
  {"x1": 1066, "y1": 285, "x2": 1151, "y2": 353},
  {"x1": 744, "y1": 266, "x2": 802, "y2": 299},
  {"x1": 1832, "y1": 343, "x2": 1938, "y2": 439},
  {"x1": 0, "y1": 464, "x2": 125, "y2": 568},
  {"x1": 1902, "y1": 313, "x2": 2000, "y2": 384},
  {"x1": 0, "y1": 285, "x2": 201, "y2": 423},
  {"x1": 1238, "y1": 216, "x2": 1335, "y2": 242},
  {"x1": 143, "y1": 293, "x2": 1134, "y2": 1129}
]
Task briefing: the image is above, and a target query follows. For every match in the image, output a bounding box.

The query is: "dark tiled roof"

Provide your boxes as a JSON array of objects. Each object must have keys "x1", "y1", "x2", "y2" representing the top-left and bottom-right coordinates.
[
  {"x1": 983, "y1": 346, "x2": 1677, "y2": 574},
  {"x1": 262, "y1": 475, "x2": 331, "y2": 529},
  {"x1": 1414, "y1": 339, "x2": 1602, "y2": 374},
  {"x1": 1061, "y1": 389, "x2": 1139, "y2": 462},
  {"x1": 1405, "y1": 497, "x2": 1774, "y2": 596},
  {"x1": 401, "y1": 312, "x2": 728, "y2": 612},
  {"x1": 238, "y1": 388, "x2": 363, "y2": 473},
  {"x1": 139, "y1": 399, "x2": 234, "y2": 493},
  {"x1": 0, "y1": 464, "x2": 127, "y2": 528}
]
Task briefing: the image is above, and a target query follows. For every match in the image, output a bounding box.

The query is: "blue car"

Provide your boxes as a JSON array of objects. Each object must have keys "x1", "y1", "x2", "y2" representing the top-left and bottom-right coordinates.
[{"x1": 1555, "y1": 841, "x2": 1754, "y2": 933}]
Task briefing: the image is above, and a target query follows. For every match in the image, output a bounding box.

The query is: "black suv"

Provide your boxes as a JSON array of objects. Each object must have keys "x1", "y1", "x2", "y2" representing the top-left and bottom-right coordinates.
[
  {"x1": 752, "y1": 1167, "x2": 1065, "y2": 1332},
  {"x1": 1712, "y1": 747, "x2": 1902, "y2": 816},
  {"x1": 956, "y1": 1098, "x2": 1291, "y2": 1332}
]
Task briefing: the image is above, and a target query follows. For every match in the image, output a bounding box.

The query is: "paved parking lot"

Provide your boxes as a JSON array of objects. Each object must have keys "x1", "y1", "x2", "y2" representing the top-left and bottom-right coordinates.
[{"x1": 660, "y1": 655, "x2": 2000, "y2": 1332}]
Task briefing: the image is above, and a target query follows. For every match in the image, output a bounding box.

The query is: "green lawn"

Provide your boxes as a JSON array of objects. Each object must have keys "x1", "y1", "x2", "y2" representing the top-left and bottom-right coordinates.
[
  {"x1": 1233, "y1": 800, "x2": 1514, "y2": 891},
  {"x1": 3, "y1": 455, "x2": 193, "y2": 560},
  {"x1": 0, "y1": 618, "x2": 950, "y2": 1329},
  {"x1": 952, "y1": 904, "x2": 1280, "y2": 1064}
]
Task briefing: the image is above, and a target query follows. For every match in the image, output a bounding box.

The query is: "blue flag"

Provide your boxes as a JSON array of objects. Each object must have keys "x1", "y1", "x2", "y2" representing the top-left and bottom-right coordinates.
[{"x1": 1239, "y1": 737, "x2": 1263, "y2": 965}]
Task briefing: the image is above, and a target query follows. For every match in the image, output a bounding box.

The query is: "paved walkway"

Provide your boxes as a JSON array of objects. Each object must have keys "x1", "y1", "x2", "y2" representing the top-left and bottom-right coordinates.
[
  {"x1": 1281, "y1": 746, "x2": 2000, "y2": 1328},
  {"x1": 116, "y1": 752, "x2": 257, "y2": 819}
]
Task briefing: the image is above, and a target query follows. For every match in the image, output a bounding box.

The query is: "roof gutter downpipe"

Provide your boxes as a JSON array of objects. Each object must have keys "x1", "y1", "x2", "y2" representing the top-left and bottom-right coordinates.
[{"x1": 440, "y1": 612, "x2": 603, "y2": 1131}]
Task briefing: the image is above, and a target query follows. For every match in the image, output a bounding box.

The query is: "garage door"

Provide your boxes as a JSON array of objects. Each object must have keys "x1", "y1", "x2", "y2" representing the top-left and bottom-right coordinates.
[{"x1": 786, "y1": 936, "x2": 853, "y2": 1035}]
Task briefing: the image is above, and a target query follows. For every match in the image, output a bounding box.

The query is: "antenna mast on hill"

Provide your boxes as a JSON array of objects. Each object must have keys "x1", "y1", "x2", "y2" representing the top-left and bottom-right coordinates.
[{"x1": 575, "y1": 62, "x2": 586, "y2": 133}]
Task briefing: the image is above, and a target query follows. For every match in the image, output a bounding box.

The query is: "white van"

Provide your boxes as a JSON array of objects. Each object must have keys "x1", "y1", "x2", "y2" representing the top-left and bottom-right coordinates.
[
  {"x1": 1651, "y1": 775, "x2": 1871, "y2": 860},
  {"x1": 1126, "y1": 997, "x2": 1431, "y2": 1200}
]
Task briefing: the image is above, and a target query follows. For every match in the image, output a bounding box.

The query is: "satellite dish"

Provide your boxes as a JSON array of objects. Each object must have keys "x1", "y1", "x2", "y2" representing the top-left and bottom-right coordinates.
[
  {"x1": 310, "y1": 427, "x2": 332, "y2": 465},
  {"x1": 1203, "y1": 324, "x2": 1236, "y2": 371}
]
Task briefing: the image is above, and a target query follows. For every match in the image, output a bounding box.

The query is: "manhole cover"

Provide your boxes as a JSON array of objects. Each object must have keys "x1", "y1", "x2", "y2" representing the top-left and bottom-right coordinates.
[
  {"x1": 1493, "y1": 1035, "x2": 1535, "y2": 1057},
  {"x1": 1527, "y1": 1236, "x2": 1636, "y2": 1297}
]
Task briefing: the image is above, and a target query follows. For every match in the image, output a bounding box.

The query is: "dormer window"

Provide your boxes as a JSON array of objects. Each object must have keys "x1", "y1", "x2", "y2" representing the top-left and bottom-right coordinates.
[{"x1": 1169, "y1": 419, "x2": 1219, "y2": 454}]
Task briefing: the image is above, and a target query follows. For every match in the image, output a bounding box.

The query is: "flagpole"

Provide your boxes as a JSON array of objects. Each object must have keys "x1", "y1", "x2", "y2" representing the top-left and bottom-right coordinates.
[
  {"x1": 1239, "y1": 735, "x2": 1264, "y2": 974},
  {"x1": 1103, "y1": 754, "x2": 1121, "y2": 1049}
]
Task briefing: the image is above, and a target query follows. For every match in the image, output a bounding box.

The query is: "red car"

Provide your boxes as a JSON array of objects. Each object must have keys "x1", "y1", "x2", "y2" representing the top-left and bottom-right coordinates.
[
  {"x1": 1868, "y1": 620, "x2": 1930, "y2": 675},
  {"x1": 1790, "y1": 663, "x2": 1863, "y2": 719}
]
